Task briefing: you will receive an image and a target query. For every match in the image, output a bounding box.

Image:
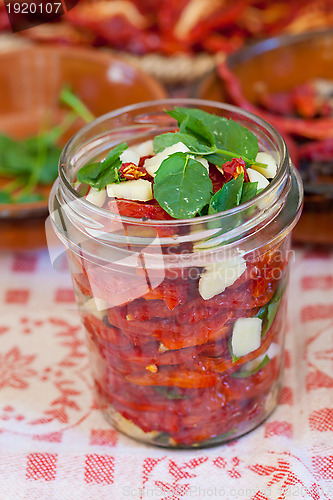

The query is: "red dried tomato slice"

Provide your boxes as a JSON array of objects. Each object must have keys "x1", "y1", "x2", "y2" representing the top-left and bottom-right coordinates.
[
  {"x1": 298, "y1": 137, "x2": 333, "y2": 162},
  {"x1": 84, "y1": 261, "x2": 152, "y2": 307},
  {"x1": 142, "y1": 279, "x2": 191, "y2": 310},
  {"x1": 102, "y1": 338, "x2": 204, "y2": 367},
  {"x1": 187, "y1": 0, "x2": 247, "y2": 43},
  {"x1": 219, "y1": 157, "x2": 250, "y2": 183},
  {"x1": 209, "y1": 164, "x2": 225, "y2": 193},
  {"x1": 200, "y1": 299, "x2": 285, "y2": 374},
  {"x1": 119, "y1": 162, "x2": 149, "y2": 180},
  {"x1": 126, "y1": 366, "x2": 219, "y2": 389},
  {"x1": 107, "y1": 199, "x2": 175, "y2": 237},
  {"x1": 218, "y1": 61, "x2": 333, "y2": 140},
  {"x1": 82, "y1": 312, "x2": 129, "y2": 347},
  {"x1": 109, "y1": 305, "x2": 232, "y2": 350},
  {"x1": 72, "y1": 273, "x2": 92, "y2": 297},
  {"x1": 107, "y1": 199, "x2": 170, "y2": 220}
]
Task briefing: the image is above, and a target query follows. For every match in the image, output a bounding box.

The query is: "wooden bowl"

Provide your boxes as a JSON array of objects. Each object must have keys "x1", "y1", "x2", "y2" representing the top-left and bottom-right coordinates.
[
  {"x1": 0, "y1": 45, "x2": 167, "y2": 250},
  {"x1": 197, "y1": 30, "x2": 333, "y2": 245}
]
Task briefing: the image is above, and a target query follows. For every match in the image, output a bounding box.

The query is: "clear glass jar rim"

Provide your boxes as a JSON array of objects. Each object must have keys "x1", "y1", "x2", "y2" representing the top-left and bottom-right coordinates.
[{"x1": 58, "y1": 98, "x2": 289, "y2": 228}]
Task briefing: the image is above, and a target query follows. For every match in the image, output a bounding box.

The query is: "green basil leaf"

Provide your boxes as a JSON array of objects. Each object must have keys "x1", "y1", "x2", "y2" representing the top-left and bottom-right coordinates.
[
  {"x1": 23, "y1": 134, "x2": 51, "y2": 152},
  {"x1": 255, "y1": 280, "x2": 287, "y2": 336},
  {"x1": 153, "y1": 386, "x2": 188, "y2": 400},
  {"x1": 37, "y1": 145, "x2": 61, "y2": 184},
  {"x1": 3, "y1": 146, "x2": 35, "y2": 176},
  {"x1": 170, "y1": 107, "x2": 259, "y2": 161},
  {"x1": 240, "y1": 181, "x2": 258, "y2": 204},
  {"x1": 153, "y1": 132, "x2": 209, "y2": 154},
  {"x1": 77, "y1": 162, "x2": 103, "y2": 184},
  {"x1": 15, "y1": 192, "x2": 45, "y2": 203},
  {"x1": 167, "y1": 108, "x2": 216, "y2": 146},
  {"x1": 231, "y1": 355, "x2": 270, "y2": 379},
  {"x1": 94, "y1": 159, "x2": 122, "y2": 190},
  {"x1": 60, "y1": 86, "x2": 95, "y2": 124},
  {"x1": 208, "y1": 173, "x2": 244, "y2": 214},
  {"x1": 102, "y1": 142, "x2": 128, "y2": 170},
  {"x1": 153, "y1": 152, "x2": 213, "y2": 219},
  {"x1": 199, "y1": 204, "x2": 209, "y2": 216},
  {"x1": 255, "y1": 305, "x2": 267, "y2": 321},
  {"x1": 77, "y1": 142, "x2": 127, "y2": 188},
  {"x1": 0, "y1": 191, "x2": 13, "y2": 203},
  {"x1": 228, "y1": 337, "x2": 240, "y2": 363},
  {"x1": 265, "y1": 297, "x2": 282, "y2": 334},
  {"x1": 0, "y1": 134, "x2": 18, "y2": 153}
]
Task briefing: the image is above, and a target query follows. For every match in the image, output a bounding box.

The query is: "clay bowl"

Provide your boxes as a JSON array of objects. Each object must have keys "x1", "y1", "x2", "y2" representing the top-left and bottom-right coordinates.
[
  {"x1": 197, "y1": 30, "x2": 333, "y2": 245},
  {"x1": 0, "y1": 45, "x2": 167, "y2": 250}
]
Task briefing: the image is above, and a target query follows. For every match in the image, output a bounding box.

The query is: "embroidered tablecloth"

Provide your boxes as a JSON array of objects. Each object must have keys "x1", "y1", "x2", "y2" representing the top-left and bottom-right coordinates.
[{"x1": 0, "y1": 246, "x2": 332, "y2": 499}]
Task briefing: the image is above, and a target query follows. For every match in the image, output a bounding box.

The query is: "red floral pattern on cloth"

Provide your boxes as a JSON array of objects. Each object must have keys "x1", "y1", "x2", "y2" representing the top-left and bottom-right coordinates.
[{"x1": 0, "y1": 248, "x2": 332, "y2": 499}]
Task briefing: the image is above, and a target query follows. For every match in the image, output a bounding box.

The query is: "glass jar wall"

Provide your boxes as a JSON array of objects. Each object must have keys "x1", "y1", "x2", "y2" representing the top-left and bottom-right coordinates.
[{"x1": 49, "y1": 99, "x2": 303, "y2": 447}]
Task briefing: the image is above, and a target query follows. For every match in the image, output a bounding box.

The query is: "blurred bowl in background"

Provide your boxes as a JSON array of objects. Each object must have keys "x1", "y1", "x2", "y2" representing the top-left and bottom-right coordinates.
[
  {"x1": 0, "y1": 44, "x2": 167, "y2": 250},
  {"x1": 197, "y1": 29, "x2": 333, "y2": 245}
]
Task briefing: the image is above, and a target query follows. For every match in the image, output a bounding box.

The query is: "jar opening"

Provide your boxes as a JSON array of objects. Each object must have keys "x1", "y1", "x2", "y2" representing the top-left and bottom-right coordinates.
[{"x1": 50, "y1": 99, "x2": 303, "y2": 254}]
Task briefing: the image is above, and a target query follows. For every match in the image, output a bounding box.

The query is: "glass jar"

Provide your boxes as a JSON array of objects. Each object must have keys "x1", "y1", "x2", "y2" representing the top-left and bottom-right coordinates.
[{"x1": 49, "y1": 99, "x2": 303, "y2": 448}]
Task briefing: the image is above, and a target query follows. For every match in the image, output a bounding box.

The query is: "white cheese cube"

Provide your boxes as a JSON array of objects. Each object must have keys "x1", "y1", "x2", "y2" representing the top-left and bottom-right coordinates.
[
  {"x1": 232, "y1": 317, "x2": 262, "y2": 358},
  {"x1": 144, "y1": 142, "x2": 190, "y2": 176},
  {"x1": 85, "y1": 187, "x2": 106, "y2": 207},
  {"x1": 107, "y1": 179, "x2": 153, "y2": 201},
  {"x1": 247, "y1": 168, "x2": 270, "y2": 190},
  {"x1": 242, "y1": 342, "x2": 280, "y2": 372},
  {"x1": 195, "y1": 156, "x2": 209, "y2": 172},
  {"x1": 120, "y1": 148, "x2": 140, "y2": 166},
  {"x1": 132, "y1": 139, "x2": 154, "y2": 158},
  {"x1": 199, "y1": 255, "x2": 246, "y2": 300},
  {"x1": 83, "y1": 297, "x2": 109, "y2": 320},
  {"x1": 265, "y1": 342, "x2": 280, "y2": 360},
  {"x1": 252, "y1": 152, "x2": 278, "y2": 179}
]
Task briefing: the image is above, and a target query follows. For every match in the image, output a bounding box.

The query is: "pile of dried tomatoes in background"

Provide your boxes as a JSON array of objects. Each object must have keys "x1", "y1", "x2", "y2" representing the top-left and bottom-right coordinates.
[{"x1": 0, "y1": 0, "x2": 332, "y2": 56}]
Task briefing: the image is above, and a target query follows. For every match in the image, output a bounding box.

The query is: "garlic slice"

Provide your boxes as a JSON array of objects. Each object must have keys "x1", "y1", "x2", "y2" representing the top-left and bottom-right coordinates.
[
  {"x1": 86, "y1": 187, "x2": 106, "y2": 207},
  {"x1": 120, "y1": 148, "x2": 140, "y2": 166},
  {"x1": 247, "y1": 168, "x2": 270, "y2": 190},
  {"x1": 131, "y1": 139, "x2": 154, "y2": 158},
  {"x1": 231, "y1": 317, "x2": 262, "y2": 358},
  {"x1": 144, "y1": 142, "x2": 190, "y2": 177},
  {"x1": 199, "y1": 254, "x2": 246, "y2": 300},
  {"x1": 107, "y1": 178, "x2": 153, "y2": 201},
  {"x1": 252, "y1": 152, "x2": 278, "y2": 179}
]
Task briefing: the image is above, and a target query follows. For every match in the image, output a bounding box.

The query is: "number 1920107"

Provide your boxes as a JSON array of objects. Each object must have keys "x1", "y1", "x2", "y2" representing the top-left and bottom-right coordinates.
[{"x1": 6, "y1": 2, "x2": 62, "y2": 14}]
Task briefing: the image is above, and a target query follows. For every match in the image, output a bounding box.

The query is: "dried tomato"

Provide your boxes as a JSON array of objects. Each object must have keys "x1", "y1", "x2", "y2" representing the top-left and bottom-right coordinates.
[
  {"x1": 72, "y1": 272, "x2": 92, "y2": 297},
  {"x1": 209, "y1": 163, "x2": 226, "y2": 193},
  {"x1": 218, "y1": 61, "x2": 333, "y2": 140},
  {"x1": 82, "y1": 313, "x2": 129, "y2": 347},
  {"x1": 219, "y1": 157, "x2": 250, "y2": 183},
  {"x1": 107, "y1": 199, "x2": 175, "y2": 237},
  {"x1": 126, "y1": 366, "x2": 219, "y2": 389},
  {"x1": 298, "y1": 137, "x2": 333, "y2": 162},
  {"x1": 119, "y1": 162, "x2": 149, "y2": 180},
  {"x1": 142, "y1": 279, "x2": 192, "y2": 310}
]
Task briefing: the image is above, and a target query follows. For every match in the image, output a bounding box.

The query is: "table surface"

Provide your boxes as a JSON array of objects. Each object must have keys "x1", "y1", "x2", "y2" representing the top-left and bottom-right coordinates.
[{"x1": 0, "y1": 245, "x2": 332, "y2": 500}]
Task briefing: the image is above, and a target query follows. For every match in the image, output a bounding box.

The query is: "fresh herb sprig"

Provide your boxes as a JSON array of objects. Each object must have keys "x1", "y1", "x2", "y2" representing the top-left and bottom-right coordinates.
[
  {"x1": 76, "y1": 107, "x2": 267, "y2": 219},
  {"x1": 154, "y1": 107, "x2": 267, "y2": 168},
  {"x1": 228, "y1": 280, "x2": 286, "y2": 365},
  {"x1": 153, "y1": 152, "x2": 213, "y2": 219},
  {"x1": 255, "y1": 279, "x2": 288, "y2": 336},
  {"x1": 76, "y1": 142, "x2": 127, "y2": 190},
  {"x1": 231, "y1": 355, "x2": 270, "y2": 379},
  {"x1": 153, "y1": 386, "x2": 188, "y2": 400},
  {"x1": 206, "y1": 174, "x2": 259, "y2": 215},
  {"x1": 151, "y1": 107, "x2": 266, "y2": 218},
  {"x1": 0, "y1": 132, "x2": 61, "y2": 204},
  {"x1": 0, "y1": 88, "x2": 95, "y2": 204}
]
